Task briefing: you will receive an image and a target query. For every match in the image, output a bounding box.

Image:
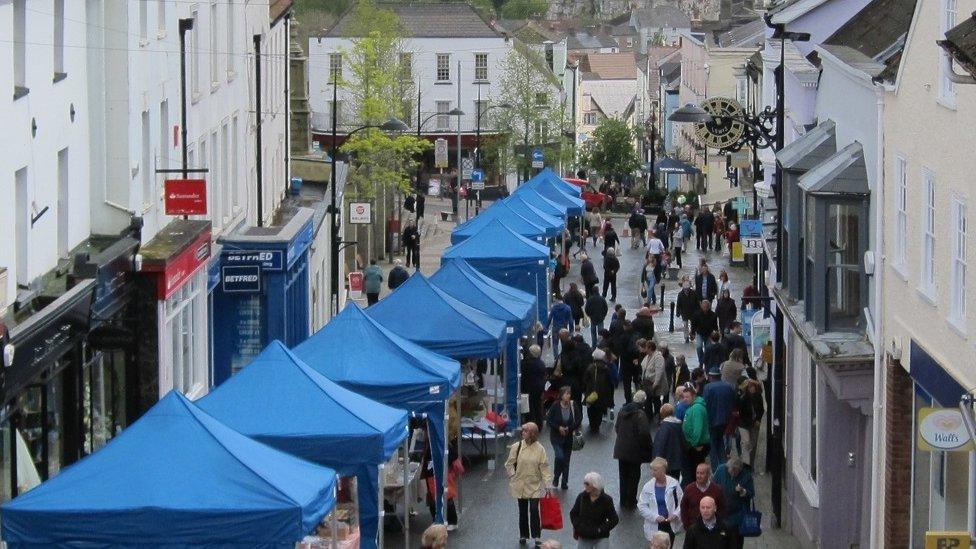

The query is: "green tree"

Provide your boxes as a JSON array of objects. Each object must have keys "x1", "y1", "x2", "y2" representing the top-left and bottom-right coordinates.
[
  {"x1": 500, "y1": 0, "x2": 549, "y2": 18},
  {"x1": 579, "y1": 117, "x2": 640, "y2": 183},
  {"x1": 489, "y1": 46, "x2": 567, "y2": 182}
]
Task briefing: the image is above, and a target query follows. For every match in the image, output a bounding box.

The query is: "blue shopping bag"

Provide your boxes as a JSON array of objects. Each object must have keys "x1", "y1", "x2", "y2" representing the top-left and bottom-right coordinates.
[{"x1": 739, "y1": 501, "x2": 762, "y2": 537}]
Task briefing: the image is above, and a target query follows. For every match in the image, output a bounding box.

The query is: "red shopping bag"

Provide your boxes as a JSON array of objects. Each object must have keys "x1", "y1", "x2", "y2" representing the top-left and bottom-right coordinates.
[{"x1": 540, "y1": 492, "x2": 564, "y2": 530}]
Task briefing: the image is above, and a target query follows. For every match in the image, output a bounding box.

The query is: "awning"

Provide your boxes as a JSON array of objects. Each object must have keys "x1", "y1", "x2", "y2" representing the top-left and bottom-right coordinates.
[
  {"x1": 798, "y1": 141, "x2": 870, "y2": 196},
  {"x1": 776, "y1": 120, "x2": 837, "y2": 172},
  {"x1": 652, "y1": 157, "x2": 702, "y2": 175}
]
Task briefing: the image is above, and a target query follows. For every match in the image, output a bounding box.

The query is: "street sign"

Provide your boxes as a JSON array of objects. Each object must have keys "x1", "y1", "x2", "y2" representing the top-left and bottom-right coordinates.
[
  {"x1": 471, "y1": 169, "x2": 485, "y2": 190},
  {"x1": 349, "y1": 202, "x2": 372, "y2": 224},
  {"x1": 434, "y1": 138, "x2": 448, "y2": 168},
  {"x1": 221, "y1": 265, "x2": 262, "y2": 293},
  {"x1": 741, "y1": 237, "x2": 764, "y2": 254},
  {"x1": 461, "y1": 158, "x2": 473, "y2": 180},
  {"x1": 348, "y1": 271, "x2": 364, "y2": 299},
  {"x1": 531, "y1": 148, "x2": 544, "y2": 168},
  {"x1": 164, "y1": 178, "x2": 207, "y2": 215},
  {"x1": 739, "y1": 219, "x2": 763, "y2": 238}
]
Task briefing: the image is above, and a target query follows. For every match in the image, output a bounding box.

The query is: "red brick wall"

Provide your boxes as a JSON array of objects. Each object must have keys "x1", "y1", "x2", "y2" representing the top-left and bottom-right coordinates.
[{"x1": 884, "y1": 356, "x2": 913, "y2": 548}]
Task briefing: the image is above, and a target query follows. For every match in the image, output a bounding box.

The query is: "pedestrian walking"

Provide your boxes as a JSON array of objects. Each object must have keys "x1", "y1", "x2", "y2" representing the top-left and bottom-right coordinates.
[
  {"x1": 713, "y1": 215, "x2": 725, "y2": 253},
  {"x1": 618, "y1": 326, "x2": 642, "y2": 404},
  {"x1": 715, "y1": 289, "x2": 737, "y2": 334},
  {"x1": 641, "y1": 256, "x2": 659, "y2": 305},
  {"x1": 700, "y1": 209, "x2": 715, "y2": 251},
  {"x1": 736, "y1": 379, "x2": 764, "y2": 468},
  {"x1": 580, "y1": 253, "x2": 600, "y2": 296},
  {"x1": 403, "y1": 220, "x2": 421, "y2": 269},
  {"x1": 722, "y1": 322, "x2": 750, "y2": 366},
  {"x1": 583, "y1": 349, "x2": 614, "y2": 433},
  {"x1": 613, "y1": 390, "x2": 653, "y2": 509},
  {"x1": 690, "y1": 300, "x2": 718, "y2": 365},
  {"x1": 679, "y1": 464, "x2": 727, "y2": 531},
  {"x1": 703, "y1": 369, "x2": 736, "y2": 470},
  {"x1": 640, "y1": 341, "x2": 668, "y2": 420},
  {"x1": 629, "y1": 209, "x2": 648, "y2": 248},
  {"x1": 716, "y1": 270, "x2": 732, "y2": 301},
  {"x1": 676, "y1": 277, "x2": 698, "y2": 343},
  {"x1": 388, "y1": 259, "x2": 410, "y2": 290},
  {"x1": 682, "y1": 496, "x2": 734, "y2": 549},
  {"x1": 653, "y1": 403, "x2": 684, "y2": 481},
  {"x1": 671, "y1": 223, "x2": 684, "y2": 269},
  {"x1": 565, "y1": 283, "x2": 586, "y2": 331},
  {"x1": 584, "y1": 287, "x2": 609, "y2": 347},
  {"x1": 363, "y1": 259, "x2": 383, "y2": 306},
  {"x1": 546, "y1": 297, "x2": 575, "y2": 361},
  {"x1": 695, "y1": 262, "x2": 718, "y2": 304},
  {"x1": 720, "y1": 348, "x2": 747, "y2": 386},
  {"x1": 673, "y1": 355, "x2": 691, "y2": 392},
  {"x1": 713, "y1": 456, "x2": 755, "y2": 549},
  {"x1": 505, "y1": 422, "x2": 553, "y2": 547},
  {"x1": 680, "y1": 386, "x2": 710, "y2": 486},
  {"x1": 647, "y1": 230, "x2": 665, "y2": 264},
  {"x1": 637, "y1": 457, "x2": 683, "y2": 544},
  {"x1": 702, "y1": 331, "x2": 726, "y2": 373},
  {"x1": 680, "y1": 214, "x2": 693, "y2": 250},
  {"x1": 588, "y1": 210, "x2": 603, "y2": 248},
  {"x1": 546, "y1": 387, "x2": 582, "y2": 490},
  {"x1": 415, "y1": 193, "x2": 426, "y2": 219},
  {"x1": 522, "y1": 345, "x2": 547, "y2": 426},
  {"x1": 603, "y1": 223, "x2": 619, "y2": 253},
  {"x1": 569, "y1": 472, "x2": 619, "y2": 549},
  {"x1": 602, "y1": 249, "x2": 620, "y2": 302}
]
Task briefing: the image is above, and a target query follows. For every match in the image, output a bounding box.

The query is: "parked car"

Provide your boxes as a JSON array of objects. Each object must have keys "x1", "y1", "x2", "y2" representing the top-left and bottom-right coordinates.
[{"x1": 564, "y1": 178, "x2": 610, "y2": 210}]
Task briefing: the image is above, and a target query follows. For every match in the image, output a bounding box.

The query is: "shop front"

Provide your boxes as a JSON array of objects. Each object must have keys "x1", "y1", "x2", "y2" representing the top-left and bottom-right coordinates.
[
  {"x1": 0, "y1": 228, "x2": 142, "y2": 501},
  {"x1": 136, "y1": 220, "x2": 213, "y2": 406},
  {"x1": 211, "y1": 208, "x2": 314, "y2": 384},
  {"x1": 905, "y1": 341, "x2": 975, "y2": 545}
]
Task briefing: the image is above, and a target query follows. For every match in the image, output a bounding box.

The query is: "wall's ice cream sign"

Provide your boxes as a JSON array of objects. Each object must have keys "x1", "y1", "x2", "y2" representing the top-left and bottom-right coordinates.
[{"x1": 918, "y1": 407, "x2": 974, "y2": 452}]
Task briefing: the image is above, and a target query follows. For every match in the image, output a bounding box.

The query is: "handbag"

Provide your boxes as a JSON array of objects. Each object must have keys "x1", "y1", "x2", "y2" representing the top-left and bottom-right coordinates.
[
  {"x1": 739, "y1": 501, "x2": 762, "y2": 537},
  {"x1": 572, "y1": 430, "x2": 585, "y2": 451},
  {"x1": 585, "y1": 391, "x2": 599, "y2": 406},
  {"x1": 540, "y1": 492, "x2": 564, "y2": 530},
  {"x1": 640, "y1": 284, "x2": 647, "y2": 298},
  {"x1": 582, "y1": 315, "x2": 590, "y2": 328}
]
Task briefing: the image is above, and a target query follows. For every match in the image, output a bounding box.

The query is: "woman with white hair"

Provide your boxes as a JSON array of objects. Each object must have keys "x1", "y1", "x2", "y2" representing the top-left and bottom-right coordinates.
[
  {"x1": 649, "y1": 531, "x2": 672, "y2": 549},
  {"x1": 637, "y1": 457, "x2": 683, "y2": 545},
  {"x1": 569, "y1": 472, "x2": 619, "y2": 548}
]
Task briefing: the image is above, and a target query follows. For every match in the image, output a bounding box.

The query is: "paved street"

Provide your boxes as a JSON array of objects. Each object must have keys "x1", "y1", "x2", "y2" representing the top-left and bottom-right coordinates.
[{"x1": 378, "y1": 198, "x2": 799, "y2": 548}]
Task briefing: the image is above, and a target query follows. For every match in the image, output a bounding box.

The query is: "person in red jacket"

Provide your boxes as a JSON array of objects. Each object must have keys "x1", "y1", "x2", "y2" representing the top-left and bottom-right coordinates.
[{"x1": 679, "y1": 462, "x2": 727, "y2": 530}]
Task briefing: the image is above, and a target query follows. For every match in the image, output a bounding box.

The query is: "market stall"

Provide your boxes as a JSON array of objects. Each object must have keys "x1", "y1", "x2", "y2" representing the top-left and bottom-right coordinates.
[
  {"x1": 500, "y1": 193, "x2": 566, "y2": 237},
  {"x1": 1, "y1": 391, "x2": 337, "y2": 547},
  {"x1": 431, "y1": 259, "x2": 537, "y2": 422},
  {"x1": 450, "y1": 200, "x2": 550, "y2": 245},
  {"x1": 197, "y1": 341, "x2": 408, "y2": 549},
  {"x1": 442, "y1": 219, "x2": 551, "y2": 322},
  {"x1": 537, "y1": 168, "x2": 584, "y2": 197},
  {"x1": 515, "y1": 174, "x2": 586, "y2": 216},
  {"x1": 292, "y1": 303, "x2": 461, "y2": 533}
]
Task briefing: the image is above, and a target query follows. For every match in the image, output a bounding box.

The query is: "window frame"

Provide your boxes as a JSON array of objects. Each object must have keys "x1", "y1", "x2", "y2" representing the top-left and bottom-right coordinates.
[
  {"x1": 950, "y1": 196, "x2": 967, "y2": 328},
  {"x1": 894, "y1": 155, "x2": 908, "y2": 270},
  {"x1": 210, "y1": 0, "x2": 220, "y2": 89},
  {"x1": 436, "y1": 53, "x2": 451, "y2": 82},
  {"x1": 939, "y1": 0, "x2": 957, "y2": 107},
  {"x1": 920, "y1": 169, "x2": 937, "y2": 297},
  {"x1": 474, "y1": 53, "x2": 489, "y2": 81},
  {"x1": 329, "y1": 53, "x2": 342, "y2": 83},
  {"x1": 53, "y1": 0, "x2": 65, "y2": 77},
  {"x1": 436, "y1": 101, "x2": 451, "y2": 130}
]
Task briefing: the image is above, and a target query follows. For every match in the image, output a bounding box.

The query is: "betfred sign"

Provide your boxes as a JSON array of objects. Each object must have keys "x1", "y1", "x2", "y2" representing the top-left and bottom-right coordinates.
[
  {"x1": 348, "y1": 271, "x2": 364, "y2": 299},
  {"x1": 221, "y1": 265, "x2": 262, "y2": 293},
  {"x1": 164, "y1": 179, "x2": 208, "y2": 215}
]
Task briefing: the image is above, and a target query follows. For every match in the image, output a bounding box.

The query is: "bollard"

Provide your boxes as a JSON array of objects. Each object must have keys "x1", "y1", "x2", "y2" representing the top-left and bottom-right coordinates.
[
  {"x1": 660, "y1": 283, "x2": 666, "y2": 307},
  {"x1": 669, "y1": 301, "x2": 675, "y2": 332}
]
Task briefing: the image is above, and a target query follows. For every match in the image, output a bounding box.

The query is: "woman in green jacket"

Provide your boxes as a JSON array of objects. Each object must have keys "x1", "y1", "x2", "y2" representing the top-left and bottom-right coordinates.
[{"x1": 680, "y1": 386, "x2": 710, "y2": 487}]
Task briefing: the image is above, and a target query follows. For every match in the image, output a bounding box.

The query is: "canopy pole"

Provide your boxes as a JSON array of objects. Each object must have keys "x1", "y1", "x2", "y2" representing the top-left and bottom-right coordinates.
[
  {"x1": 378, "y1": 463, "x2": 385, "y2": 549},
  {"x1": 403, "y1": 437, "x2": 410, "y2": 549},
  {"x1": 442, "y1": 400, "x2": 449, "y2": 524},
  {"x1": 332, "y1": 479, "x2": 340, "y2": 549},
  {"x1": 455, "y1": 395, "x2": 463, "y2": 517}
]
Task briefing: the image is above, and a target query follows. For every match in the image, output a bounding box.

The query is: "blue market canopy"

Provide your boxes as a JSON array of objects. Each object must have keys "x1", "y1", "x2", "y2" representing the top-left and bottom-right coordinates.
[
  {"x1": 442, "y1": 219, "x2": 550, "y2": 321},
  {"x1": 292, "y1": 303, "x2": 461, "y2": 524},
  {"x1": 652, "y1": 156, "x2": 702, "y2": 175},
  {"x1": 516, "y1": 176, "x2": 586, "y2": 216},
  {"x1": 197, "y1": 340, "x2": 407, "y2": 549},
  {"x1": 502, "y1": 194, "x2": 566, "y2": 236},
  {"x1": 431, "y1": 259, "x2": 536, "y2": 333},
  {"x1": 367, "y1": 272, "x2": 508, "y2": 359},
  {"x1": 1, "y1": 391, "x2": 336, "y2": 547},
  {"x1": 507, "y1": 187, "x2": 566, "y2": 219},
  {"x1": 537, "y1": 168, "x2": 583, "y2": 196},
  {"x1": 451, "y1": 200, "x2": 548, "y2": 245}
]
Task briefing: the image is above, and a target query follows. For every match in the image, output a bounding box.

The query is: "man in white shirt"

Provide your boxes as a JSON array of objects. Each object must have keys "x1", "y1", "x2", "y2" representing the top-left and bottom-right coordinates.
[{"x1": 647, "y1": 230, "x2": 665, "y2": 260}]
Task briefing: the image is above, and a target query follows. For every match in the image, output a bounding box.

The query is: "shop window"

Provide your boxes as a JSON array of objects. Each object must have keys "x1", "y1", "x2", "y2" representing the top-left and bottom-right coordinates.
[
  {"x1": 163, "y1": 272, "x2": 208, "y2": 396},
  {"x1": 825, "y1": 203, "x2": 863, "y2": 331}
]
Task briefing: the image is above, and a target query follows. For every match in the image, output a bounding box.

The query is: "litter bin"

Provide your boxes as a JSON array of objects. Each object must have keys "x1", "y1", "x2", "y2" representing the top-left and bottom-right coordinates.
[{"x1": 387, "y1": 218, "x2": 402, "y2": 254}]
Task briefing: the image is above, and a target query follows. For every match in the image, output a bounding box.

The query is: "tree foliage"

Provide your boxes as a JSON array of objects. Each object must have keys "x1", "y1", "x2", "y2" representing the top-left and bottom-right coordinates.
[
  {"x1": 500, "y1": 0, "x2": 550, "y2": 18},
  {"x1": 579, "y1": 117, "x2": 640, "y2": 183},
  {"x1": 339, "y1": 0, "x2": 429, "y2": 196},
  {"x1": 489, "y1": 47, "x2": 571, "y2": 179}
]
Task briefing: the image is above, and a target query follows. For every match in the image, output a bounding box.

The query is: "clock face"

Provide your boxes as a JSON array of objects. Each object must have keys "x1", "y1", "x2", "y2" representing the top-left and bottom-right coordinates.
[{"x1": 695, "y1": 97, "x2": 747, "y2": 150}]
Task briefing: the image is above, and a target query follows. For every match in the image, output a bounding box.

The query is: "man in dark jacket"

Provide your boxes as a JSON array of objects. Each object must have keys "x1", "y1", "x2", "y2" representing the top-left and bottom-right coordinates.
[
  {"x1": 631, "y1": 306, "x2": 655, "y2": 341},
  {"x1": 613, "y1": 391, "x2": 653, "y2": 508},
  {"x1": 628, "y1": 210, "x2": 648, "y2": 248},
  {"x1": 677, "y1": 278, "x2": 699, "y2": 343},
  {"x1": 691, "y1": 300, "x2": 718, "y2": 365},
  {"x1": 703, "y1": 369, "x2": 737, "y2": 470},
  {"x1": 563, "y1": 283, "x2": 586, "y2": 329},
  {"x1": 402, "y1": 222, "x2": 421, "y2": 268},
  {"x1": 683, "y1": 496, "x2": 734, "y2": 548},
  {"x1": 695, "y1": 261, "x2": 718, "y2": 304},
  {"x1": 520, "y1": 344, "x2": 547, "y2": 426},
  {"x1": 546, "y1": 297, "x2": 575, "y2": 361},
  {"x1": 602, "y1": 249, "x2": 620, "y2": 301},
  {"x1": 702, "y1": 331, "x2": 727, "y2": 373},
  {"x1": 580, "y1": 253, "x2": 599, "y2": 296},
  {"x1": 584, "y1": 287, "x2": 609, "y2": 346},
  {"x1": 722, "y1": 322, "x2": 750, "y2": 365},
  {"x1": 387, "y1": 259, "x2": 410, "y2": 290},
  {"x1": 603, "y1": 223, "x2": 620, "y2": 252},
  {"x1": 699, "y1": 210, "x2": 715, "y2": 250}
]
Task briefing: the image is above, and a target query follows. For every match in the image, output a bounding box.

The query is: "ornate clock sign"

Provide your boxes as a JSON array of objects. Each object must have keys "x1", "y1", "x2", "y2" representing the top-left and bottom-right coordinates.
[{"x1": 694, "y1": 97, "x2": 747, "y2": 151}]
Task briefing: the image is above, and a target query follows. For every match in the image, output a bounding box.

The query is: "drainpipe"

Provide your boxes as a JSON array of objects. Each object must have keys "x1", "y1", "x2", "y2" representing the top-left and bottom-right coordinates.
[
  {"x1": 868, "y1": 83, "x2": 887, "y2": 549},
  {"x1": 254, "y1": 34, "x2": 264, "y2": 227}
]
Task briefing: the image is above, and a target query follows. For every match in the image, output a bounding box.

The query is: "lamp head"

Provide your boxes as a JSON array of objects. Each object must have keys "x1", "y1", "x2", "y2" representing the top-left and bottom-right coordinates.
[
  {"x1": 447, "y1": 108, "x2": 465, "y2": 116},
  {"x1": 669, "y1": 103, "x2": 714, "y2": 124},
  {"x1": 497, "y1": 103, "x2": 513, "y2": 109},
  {"x1": 380, "y1": 117, "x2": 409, "y2": 132}
]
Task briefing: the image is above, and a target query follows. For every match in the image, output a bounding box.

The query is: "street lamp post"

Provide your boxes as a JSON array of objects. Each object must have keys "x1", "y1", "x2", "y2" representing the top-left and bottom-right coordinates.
[
  {"x1": 328, "y1": 70, "x2": 408, "y2": 316},
  {"x1": 474, "y1": 95, "x2": 511, "y2": 216},
  {"x1": 645, "y1": 113, "x2": 657, "y2": 191}
]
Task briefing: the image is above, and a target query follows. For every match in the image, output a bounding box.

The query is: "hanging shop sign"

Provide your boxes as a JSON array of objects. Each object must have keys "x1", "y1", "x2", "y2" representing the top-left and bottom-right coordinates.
[
  {"x1": 434, "y1": 138, "x2": 449, "y2": 168},
  {"x1": 918, "y1": 407, "x2": 974, "y2": 452},
  {"x1": 221, "y1": 266, "x2": 262, "y2": 293},
  {"x1": 164, "y1": 179, "x2": 208, "y2": 216},
  {"x1": 349, "y1": 202, "x2": 372, "y2": 224},
  {"x1": 924, "y1": 531, "x2": 971, "y2": 549},
  {"x1": 348, "y1": 272, "x2": 364, "y2": 299}
]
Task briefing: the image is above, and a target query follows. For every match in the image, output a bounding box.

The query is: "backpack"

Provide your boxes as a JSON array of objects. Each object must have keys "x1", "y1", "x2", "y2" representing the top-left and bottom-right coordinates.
[{"x1": 404, "y1": 195, "x2": 416, "y2": 212}]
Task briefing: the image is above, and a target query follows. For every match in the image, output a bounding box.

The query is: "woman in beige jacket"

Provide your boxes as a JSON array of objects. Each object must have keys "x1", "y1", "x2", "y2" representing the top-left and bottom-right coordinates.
[{"x1": 505, "y1": 422, "x2": 554, "y2": 546}]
